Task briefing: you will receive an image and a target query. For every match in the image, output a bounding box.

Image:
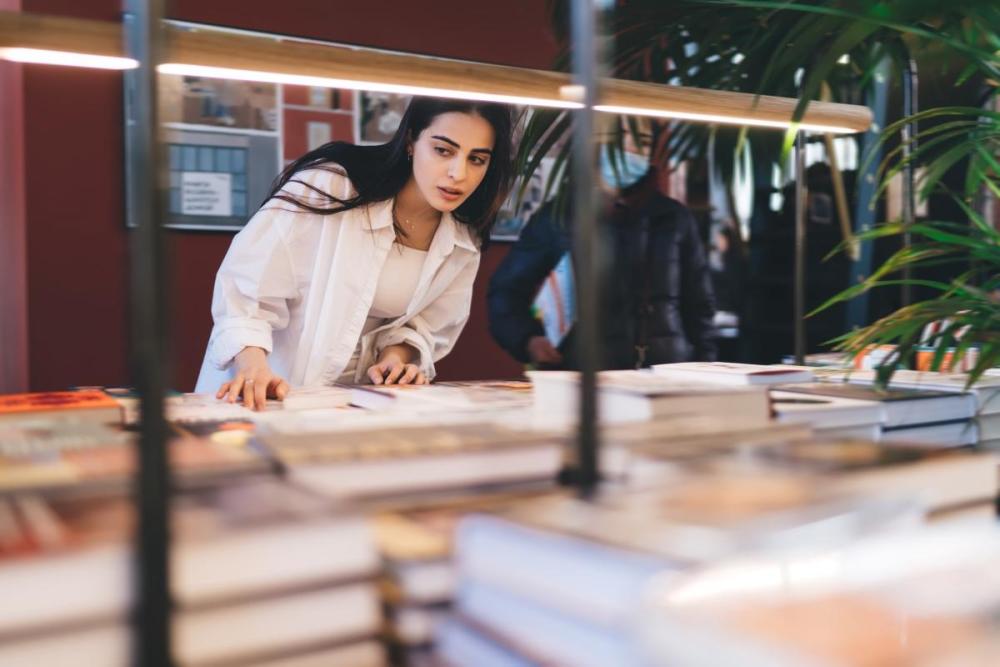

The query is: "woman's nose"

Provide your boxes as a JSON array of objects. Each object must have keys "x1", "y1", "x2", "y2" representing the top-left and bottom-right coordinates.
[{"x1": 448, "y1": 157, "x2": 467, "y2": 181}]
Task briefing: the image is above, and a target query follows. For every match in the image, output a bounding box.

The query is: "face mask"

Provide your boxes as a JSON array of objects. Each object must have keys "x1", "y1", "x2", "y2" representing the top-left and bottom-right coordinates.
[{"x1": 599, "y1": 148, "x2": 649, "y2": 189}]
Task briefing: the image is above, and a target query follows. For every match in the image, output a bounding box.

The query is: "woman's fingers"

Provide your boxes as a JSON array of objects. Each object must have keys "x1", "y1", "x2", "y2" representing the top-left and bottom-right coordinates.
[
  {"x1": 227, "y1": 375, "x2": 245, "y2": 403},
  {"x1": 415, "y1": 372, "x2": 427, "y2": 385},
  {"x1": 242, "y1": 378, "x2": 256, "y2": 410},
  {"x1": 272, "y1": 379, "x2": 289, "y2": 401},
  {"x1": 368, "y1": 364, "x2": 386, "y2": 385},
  {"x1": 384, "y1": 363, "x2": 406, "y2": 385},
  {"x1": 253, "y1": 379, "x2": 268, "y2": 411},
  {"x1": 397, "y1": 364, "x2": 419, "y2": 385},
  {"x1": 216, "y1": 382, "x2": 231, "y2": 399}
]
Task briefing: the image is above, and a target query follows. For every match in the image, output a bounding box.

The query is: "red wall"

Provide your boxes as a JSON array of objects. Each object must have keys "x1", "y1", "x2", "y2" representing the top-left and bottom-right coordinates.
[
  {"x1": 0, "y1": 0, "x2": 28, "y2": 393},
  {"x1": 14, "y1": 1, "x2": 557, "y2": 390}
]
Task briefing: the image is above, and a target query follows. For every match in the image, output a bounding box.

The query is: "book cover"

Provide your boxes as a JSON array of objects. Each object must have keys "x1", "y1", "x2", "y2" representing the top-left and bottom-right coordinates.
[
  {"x1": 532, "y1": 252, "x2": 575, "y2": 348},
  {"x1": 350, "y1": 383, "x2": 533, "y2": 412},
  {"x1": 775, "y1": 382, "x2": 957, "y2": 403},
  {"x1": 0, "y1": 391, "x2": 121, "y2": 424},
  {"x1": 653, "y1": 362, "x2": 814, "y2": 386}
]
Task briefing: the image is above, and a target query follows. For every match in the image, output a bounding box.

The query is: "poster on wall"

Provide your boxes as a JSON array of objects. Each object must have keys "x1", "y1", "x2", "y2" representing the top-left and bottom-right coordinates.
[
  {"x1": 125, "y1": 67, "x2": 281, "y2": 231},
  {"x1": 159, "y1": 75, "x2": 279, "y2": 131},
  {"x1": 355, "y1": 91, "x2": 410, "y2": 144},
  {"x1": 491, "y1": 156, "x2": 558, "y2": 241}
]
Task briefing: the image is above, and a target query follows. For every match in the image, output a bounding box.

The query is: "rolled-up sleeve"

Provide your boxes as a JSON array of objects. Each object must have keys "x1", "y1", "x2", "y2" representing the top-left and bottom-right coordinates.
[
  {"x1": 206, "y1": 208, "x2": 300, "y2": 370},
  {"x1": 374, "y1": 252, "x2": 481, "y2": 381}
]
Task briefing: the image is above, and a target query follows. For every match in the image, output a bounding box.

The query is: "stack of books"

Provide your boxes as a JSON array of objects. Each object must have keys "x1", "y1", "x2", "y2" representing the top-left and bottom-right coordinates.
[
  {"x1": 257, "y1": 421, "x2": 565, "y2": 501},
  {"x1": 0, "y1": 420, "x2": 272, "y2": 496},
  {"x1": 350, "y1": 381, "x2": 533, "y2": 415},
  {"x1": 0, "y1": 390, "x2": 124, "y2": 426},
  {"x1": 774, "y1": 381, "x2": 978, "y2": 446},
  {"x1": 819, "y1": 369, "x2": 1000, "y2": 446},
  {"x1": 374, "y1": 509, "x2": 455, "y2": 666},
  {"x1": 769, "y1": 389, "x2": 884, "y2": 440},
  {"x1": 639, "y1": 522, "x2": 1000, "y2": 667},
  {"x1": 373, "y1": 490, "x2": 550, "y2": 667},
  {"x1": 651, "y1": 362, "x2": 815, "y2": 386},
  {"x1": 0, "y1": 480, "x2": 386, "y2": 666},
  {"x1": 691, "y1": 438, "x2": 999, "y2": 519},
  {"x1": 526, "y1": 370, "x2": 772, "y2": 426},
  {"x1": 433, "y1": 482, "x2": 916, "y2": 667}
]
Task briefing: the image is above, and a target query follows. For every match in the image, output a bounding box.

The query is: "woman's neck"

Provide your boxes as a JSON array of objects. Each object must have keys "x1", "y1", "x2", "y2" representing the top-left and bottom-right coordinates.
[{"x1": 395, "y1": 178, "x2": 441, "y2": 226}]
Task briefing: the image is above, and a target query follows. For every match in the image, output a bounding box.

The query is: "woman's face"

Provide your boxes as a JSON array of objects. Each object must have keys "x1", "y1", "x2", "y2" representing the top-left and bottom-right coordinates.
[{"x1": 408, "y1": 111, "x2": 495, "y2": 212}]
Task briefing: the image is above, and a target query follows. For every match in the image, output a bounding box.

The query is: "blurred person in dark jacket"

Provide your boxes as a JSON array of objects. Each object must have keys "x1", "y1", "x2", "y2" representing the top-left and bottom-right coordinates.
[{"x1": 488, "y1": 122, "x2": 717, "y2": 370}]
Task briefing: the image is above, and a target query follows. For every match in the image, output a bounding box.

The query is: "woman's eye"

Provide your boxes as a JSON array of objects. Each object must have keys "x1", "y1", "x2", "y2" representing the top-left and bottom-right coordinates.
[
  {"x1": 434, "y1": 146, "x2": 451, "y2": 156},
  {"x1": 470, "y1": 156, "x2": 488, "y2": 167}
]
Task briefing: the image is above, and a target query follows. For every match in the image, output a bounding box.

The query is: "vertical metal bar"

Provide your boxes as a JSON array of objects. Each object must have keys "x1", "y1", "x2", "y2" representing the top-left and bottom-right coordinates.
[
  {"x1": 900, "y1": 57, "x2": 918, "y2": 307},
  {"x1": 794, "y1": 131, "x2": 808, "y2": 365},
  {"x1": 570, "y1": 0, "x2": 601, "y2": 499},
  {"x1": 846, "y1": 58, "x2": 890, "y2": 330},
  {"x1": 123, "y1": 1, "x2": 173, "y2": 665}
]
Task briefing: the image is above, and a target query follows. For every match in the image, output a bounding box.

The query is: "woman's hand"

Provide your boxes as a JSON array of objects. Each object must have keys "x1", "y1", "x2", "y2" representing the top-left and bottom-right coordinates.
[
  {"x1": 527, "y1": 335, "x2": 563, "y2": 365},
  {"x1": 216, "y1": 346, "x2": 289, "y2": 411},
  {"x1": 366, "y1": 344, "x2": 427, "y2": 385}
]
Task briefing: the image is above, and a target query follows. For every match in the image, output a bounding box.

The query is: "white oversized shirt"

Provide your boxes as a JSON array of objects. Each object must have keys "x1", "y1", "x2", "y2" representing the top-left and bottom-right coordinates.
[{"x1": 194, "y1": 166, "x2": 481, "y2": 391}]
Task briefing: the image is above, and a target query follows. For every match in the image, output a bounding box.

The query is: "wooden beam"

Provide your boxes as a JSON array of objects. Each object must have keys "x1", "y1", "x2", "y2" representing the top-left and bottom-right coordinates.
[{"x1": 0, "y1": 10, "x2": 872, "y2": 132}]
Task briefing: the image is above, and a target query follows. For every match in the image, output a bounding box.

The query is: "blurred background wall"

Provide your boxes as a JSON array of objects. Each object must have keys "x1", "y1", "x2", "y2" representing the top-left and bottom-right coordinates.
[{"x1": 1, "y1": 0, "x2": 557, "y2": 391}]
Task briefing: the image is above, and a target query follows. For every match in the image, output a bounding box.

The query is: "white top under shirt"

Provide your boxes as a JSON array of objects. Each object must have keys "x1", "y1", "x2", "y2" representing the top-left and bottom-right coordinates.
[{"x1": 337, "y1": 242, "x2": 428, "y2": 382}]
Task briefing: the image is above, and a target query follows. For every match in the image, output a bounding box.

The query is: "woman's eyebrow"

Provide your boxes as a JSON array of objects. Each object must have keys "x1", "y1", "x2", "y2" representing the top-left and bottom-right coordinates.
[{"x1": 431, "y1": 135, "x2": 493, "y2": 155}]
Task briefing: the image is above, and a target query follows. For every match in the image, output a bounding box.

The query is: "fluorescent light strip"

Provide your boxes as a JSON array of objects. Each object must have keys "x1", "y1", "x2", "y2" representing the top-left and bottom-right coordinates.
[
  {"x1": 0, "y1": 47, "x2": 138, "y2": 70},
  {"x1": 158, "y1": 63, "x2": 583, "y2": 110},
  {"x1": 595, "y1": 104, "x2": 857, "y2": 134},
  {"x1": 0, "y1": 49, "x2": 853, "y2": 132}
]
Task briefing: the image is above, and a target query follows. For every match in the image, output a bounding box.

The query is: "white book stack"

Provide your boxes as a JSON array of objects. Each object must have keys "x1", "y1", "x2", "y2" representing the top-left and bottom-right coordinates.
[
  {"x1": 349, "y1": 381, "x2": 533, "y2": 415},
  {"x1": 775, "y1": 381, "x2": 978, "y2": 447},
  {"x1": 373, "y1": 491, "x2": 551, "y2": 667},
  {"x1": 526, "y1": 370, "x2": 771, "y2": 426},
  {"x1": 434, "y1": 483, "x2": 917, "y2": 667},
  {"x1": 258, "y1": 422, "x2": 564, "y2": 500},
  {"x1": 820, "y1": 369, "x2": 1000, "y2": 447},
  {"x1": 638, "y1": 523, "x2": 1000, "y2": 667},
  {"x1": 770, "y1": 390, "x2": 884, "y2": 441},
  {"x1": 0, "y1": 480, "x2": 386, "y2": 667},
  {"x1": 652, "y1": 362, "x2": 815, "y2": 386}
]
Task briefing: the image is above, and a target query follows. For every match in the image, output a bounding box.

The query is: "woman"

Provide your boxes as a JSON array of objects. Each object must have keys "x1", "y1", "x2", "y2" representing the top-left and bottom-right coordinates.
[{"x1": 195, "y1": 96, "x2": 514, "y2": 410}]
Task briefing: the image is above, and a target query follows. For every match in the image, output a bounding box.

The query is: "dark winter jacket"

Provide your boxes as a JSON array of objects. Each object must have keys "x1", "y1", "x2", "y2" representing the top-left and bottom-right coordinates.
[{"x1": 488, "y1": 193, "x2": 717, "y2": 369}]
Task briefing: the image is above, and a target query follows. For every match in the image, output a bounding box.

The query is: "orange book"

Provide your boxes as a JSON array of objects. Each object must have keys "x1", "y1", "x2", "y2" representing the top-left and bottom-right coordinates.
[{"x1": 0, "y1": 390, "x2": 122, "y2": 425}]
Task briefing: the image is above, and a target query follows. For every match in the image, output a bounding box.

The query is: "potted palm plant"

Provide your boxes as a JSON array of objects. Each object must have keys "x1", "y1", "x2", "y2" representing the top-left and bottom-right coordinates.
[{"x1": 517, "y1": 0, "x2": 999, "y2": 383}]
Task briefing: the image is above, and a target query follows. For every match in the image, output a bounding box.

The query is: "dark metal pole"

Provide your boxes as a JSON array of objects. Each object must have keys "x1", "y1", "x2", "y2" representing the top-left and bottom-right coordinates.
[
  {"x1": 570, "y1": 0, "x2": 602, "y2": 498},
  {"x1": 900, "y1": 58, "x2": 918, "y2": 307},
  {"x1": 846, "y1": 58, "x2": 890, "y2": 330},
  {"x1": 794, "y1": 131, "x2": 808, "y2": 364},
  {"x1": 123, "y1": 1, "x2": 173, "y2": 665}
]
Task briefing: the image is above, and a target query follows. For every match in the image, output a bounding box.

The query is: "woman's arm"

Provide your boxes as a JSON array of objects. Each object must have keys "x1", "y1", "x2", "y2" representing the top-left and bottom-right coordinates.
[{"x1": 487, "y1": 207, "x2": 565, "y2": 363}]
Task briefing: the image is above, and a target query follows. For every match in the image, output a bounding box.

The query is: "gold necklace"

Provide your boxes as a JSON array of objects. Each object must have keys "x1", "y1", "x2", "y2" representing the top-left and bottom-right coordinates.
[{"x1": 392, "y1": 202, "x2": 416, "y2": 231}]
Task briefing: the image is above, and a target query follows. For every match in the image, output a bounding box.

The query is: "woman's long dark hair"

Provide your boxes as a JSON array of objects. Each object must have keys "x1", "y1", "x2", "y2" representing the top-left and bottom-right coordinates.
[{"x1": 265, "y1": 96, "x2": 514, "y2": 246}]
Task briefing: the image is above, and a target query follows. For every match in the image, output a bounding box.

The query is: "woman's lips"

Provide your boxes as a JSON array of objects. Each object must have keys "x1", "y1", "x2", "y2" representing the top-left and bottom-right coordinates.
[{"x1": 437, "y1": 186, "x2": 462, "y2": 202}]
